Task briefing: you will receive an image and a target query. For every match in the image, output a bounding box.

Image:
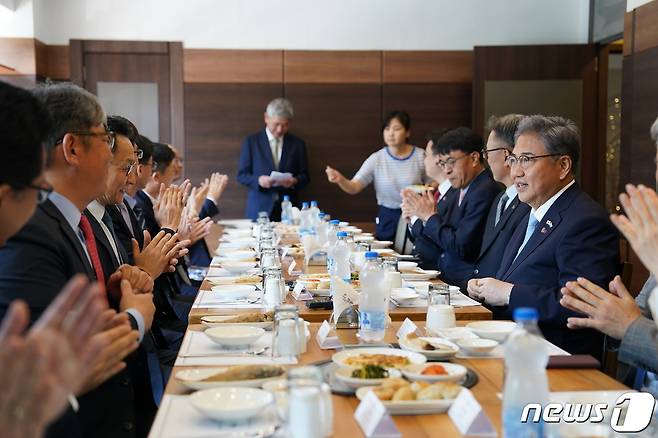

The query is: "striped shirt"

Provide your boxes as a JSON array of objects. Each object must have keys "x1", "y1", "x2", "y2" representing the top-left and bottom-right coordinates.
[{"x1": 353, "y1": 146, "x2": 427, "y2": 209}]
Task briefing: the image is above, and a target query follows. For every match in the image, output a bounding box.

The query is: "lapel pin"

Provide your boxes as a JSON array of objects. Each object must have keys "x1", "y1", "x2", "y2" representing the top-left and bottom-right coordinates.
[
  {"x1": 546, "y1": 220, "x2": 553, "y2": 228},
  {"x1": 540, "y1": 227, "x2": 548, "y2": 234}
]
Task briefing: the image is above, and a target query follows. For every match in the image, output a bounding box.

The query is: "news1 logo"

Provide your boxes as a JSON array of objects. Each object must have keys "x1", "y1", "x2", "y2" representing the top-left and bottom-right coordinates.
[{"x1": 520, "y1": 392, "x2": 656, "y2": 433}]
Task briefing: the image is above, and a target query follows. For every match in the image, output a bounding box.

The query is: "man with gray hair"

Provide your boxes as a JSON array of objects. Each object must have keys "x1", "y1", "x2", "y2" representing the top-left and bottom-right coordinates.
[
  {"x1": 237, "y1": 97, "x2": 309, "y2": 220},
  {"x1": 467, "y1": 115, "x2": 619, "y2": 358}
]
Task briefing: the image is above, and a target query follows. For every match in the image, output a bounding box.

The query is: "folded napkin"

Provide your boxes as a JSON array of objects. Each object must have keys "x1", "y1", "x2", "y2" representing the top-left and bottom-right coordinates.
[
  {"x1": 301, "y1": 234, "x2": 325, "y2": 265},
  {"x1": 149, "y1": 395, "x2": 279, "y2": 438},
  {"x1": 331, "y1": 275, "x2": 359, "y2": 323},
  {"x1": 175, "y1": 331, "x2": 297, "y2": 366}
]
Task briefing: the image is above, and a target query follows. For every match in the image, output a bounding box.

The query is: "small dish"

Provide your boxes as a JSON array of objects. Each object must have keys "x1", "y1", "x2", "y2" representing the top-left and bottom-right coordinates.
[
  {"x1": 333, "y1": 367, "x2": 402, "y2": 389},
  {"x1": 189, "y1": 387, "x2": 273, "y2": 421},
  {"x1": 456, "y1": 338, "x2": 499, "y2": 356},
  {"x1": 401, "y1": 362, "x2": 468, "y2": 383},
  {"x1": 205, "y1": 325, "x2": 265, "y2": 347},
  {"x1": 466, "y1": 321, "x2": 517, "y2": 342},
  {"x1": 210, "y1": 284, "x2": 257, "y2": 300},
  {"x1": 391, "y1": 287, "x2": 419, "y2": 301},
  {"x1": 221, "y1": 261, "x2": 259, "y2": 274},
  {"x1": 397, "y1": 261, "x2": 419, "y2": 271}
]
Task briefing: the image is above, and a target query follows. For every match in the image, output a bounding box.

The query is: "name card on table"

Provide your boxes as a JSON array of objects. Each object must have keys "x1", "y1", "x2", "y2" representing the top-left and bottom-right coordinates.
[
  {"x1": 287, "y1": 259, "x2": 301, "y2": 276},
  {"x1": 291, "y1": 282, "x2": 313, "y2": 301},
  {"x1": 281, "y1": 246, "x2": 291, "y2": 259},
  {"x1": 448, "y1": 388, "x2": 497, "y2": 437},
  {"x1": 315, "y1": 320, "x2": 341, "y2": 350},
  {"x1": 396, "y1": 318, "x2": 422, "y2": 340},
  {"x1": 354, "y1": 391, "x2": 401, "y2": 438}
]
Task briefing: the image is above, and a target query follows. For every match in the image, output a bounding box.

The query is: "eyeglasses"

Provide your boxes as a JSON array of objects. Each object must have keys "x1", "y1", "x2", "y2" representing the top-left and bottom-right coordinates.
[
  {"x1": 505, "y1": 153, "x2": 563, "y2": 169},
  {"x1": 56, "y1": 131, "x2": 116, "y2": 151},
  {"x1": 25, "y1": 184, "x2": 53, "y2": 204},
  {"x1": 437, "y1": 154, "x2": 469, "y2": 169},
  {"x1": 481, "y1": 147, "x2": 509, "y2": 160},
  {"x1": 116, "y1": 162, "x2": 137, "y2": 176}
]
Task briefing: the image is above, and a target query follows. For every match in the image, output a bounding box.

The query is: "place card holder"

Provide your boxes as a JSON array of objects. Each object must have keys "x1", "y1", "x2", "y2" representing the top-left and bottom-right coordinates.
[
  {"x1": 315, "y1": 320, "x2": 341, "y2": 350},
  {"x1": 396, "y1": 317, "x2": 422, "y2": 339},
  {"x1": 354, "y1": 391, "x2": 402, "y2": 438},
  {"x1": 448, "y1": 388, "x2": 497, "y2": 437},
  {"x1": 291, "y1": 282, "x2": 313, "y2": 301}
]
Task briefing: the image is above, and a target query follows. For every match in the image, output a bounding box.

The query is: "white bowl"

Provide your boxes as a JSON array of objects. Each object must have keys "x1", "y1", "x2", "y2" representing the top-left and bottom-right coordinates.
[
  {"x1": 189, "y1": 387, "x2": 273, "y2": 421},
  {"x1": 397, "y1": 261, "x2": 419, "y2": 271},
  {"x1": 391, "y1": 287, "x2": 419, "y2": 301},
  {"x1": 220, "y1": 261, "x2": 258, "y2": 274},
  {"x1": 370, "y1": 240, "x2": 394, "y2": 249},
  {"x1": 456, "y1": 338, "x2": 499, "y2": 356},
  {"x1": 466, "y1": 321, "x2": 517, "y2": 342},
  {"x1": 334, "y1": 367, "x2": 402, "y2": 389},
  {"x1": 354, "y1": 235, "x2": 375, "y2": 242},
  {"x1": 205, "y1": 325, "x2": 265, "y2": 347},
  {"x1": 213, "y1": 250, "x2": 257, "y2": 262},
  {"x1": 210, "y1": 284, "x2": 257, "y2": 300},
  {"x1": 401, "y1": 362, "x2": 468, "y2": 383}
]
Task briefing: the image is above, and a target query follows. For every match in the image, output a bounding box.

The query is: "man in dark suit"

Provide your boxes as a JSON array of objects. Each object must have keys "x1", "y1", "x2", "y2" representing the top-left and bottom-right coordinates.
[
  {"x1": 237, "y1": 98, "x2": 310, "y2": 220},
  {"x1": 469, "y1": 114, "x2": 530, "y2": 288},
  {"x1": 402, "y1": 127, "x2": 501, "y2": 287},
  {"x1": 467, "y1": 115, "x2": 619, "y2": 358},
  {"x1": 0, "y1": 83, "x2": 156, "y2": 438}
]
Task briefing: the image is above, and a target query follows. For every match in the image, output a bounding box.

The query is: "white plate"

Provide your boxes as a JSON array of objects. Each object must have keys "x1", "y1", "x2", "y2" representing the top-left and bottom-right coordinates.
[
  {"x1": 401, "y1": 269, "x2": 440, "y2": 281},
  {"x1": 175, "y1": 367, "x2": 285, "y2": 390},
  {"x1": 355, "y1": 387, "x2": 455, "y2": 415},
  {"x1": 221, "y1": 261, "x2": 259, "y2": 274},
  {"x1": 210, "y1": 284, "x2": 257, "y2": 300},
  {"x1": 217, "y1": 241, "x2": 254, "y2": 250},
  {"x1": 334, "y1": 367, "x2": 402, "y2": 389},
  {"x1": 205, "y1": 325, "x2": 265, "y2": 347},
  {"x1": 354, "y1": 235, "x2": 375, "y2": 242},
  {"x1": 466, "y1": 321, "x2": 517, "y2": 342},
  {"x1": 200, "y1": 315, "x2": 273, "y2": 330},
  {"x1": 398, "y1": 336, "x2": 459, "y2": 359},
  {"x1": 401, "y1": 363, "x2": 467, "y2": 383},
  {"x1": 391, "y1": 287, "x2": 419, "y2": 301},
  {"x1": 190, "y1": 387, "x2": 273, "y2": 421},
  {"x1": 332, "y1": 347, "x2": 426, "y2": 369},
  {"x1": 212, "y1": 251, "x2": 257, "y2": 262}
]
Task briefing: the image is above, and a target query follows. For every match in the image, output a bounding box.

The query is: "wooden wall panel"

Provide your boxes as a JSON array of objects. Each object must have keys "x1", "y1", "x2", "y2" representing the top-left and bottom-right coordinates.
[
  {"x1": 634, "y1": 0, "x2": 658, "y2": 54},
  {"x1": 383, "y1": 51, "x2": 473, "y2": 84},
  {"x1": 285, "y1": 84, "x2": 382, "y2": 221},
  {"x1": 184, "y1": 50, "x2": 283, "y2": 83},
  {"x1": 383, "y1": 84, "x2": 472, "y2": 147},
  {"x1": 623, "y1": 12, "x2": 634, "y2": 56},
  {"x1": 0, "y1": 38, "x2": 36, "y2": 75},
  {"x1": 184, "y1": 83, "x2": 284, "y2": 218},
  {"x1": 44, "y1": 45, "x2": 70, "y2": 79},
  {"x1": 284, "y1": 51, "x2": 381, "y2": 84}
]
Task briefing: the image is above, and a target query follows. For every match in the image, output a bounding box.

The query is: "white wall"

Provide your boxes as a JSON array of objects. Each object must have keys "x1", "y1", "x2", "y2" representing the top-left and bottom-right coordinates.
[
  {"x1": 0, "y1": 0, "x2": 33, "y2": 38},
  {"x1": 12, "y1": 0, "x2": 590, "y2": 50},
  {"x1": 627, "y1": 0, "x2": 654, "y2": 11}
]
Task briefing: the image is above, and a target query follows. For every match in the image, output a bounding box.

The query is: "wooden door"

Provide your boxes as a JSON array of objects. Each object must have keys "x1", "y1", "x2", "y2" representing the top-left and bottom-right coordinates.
[
  {"x1": 69, "y1": 40, "x2": 185, "y2": 166},
  {"x1": 473, "y1": 44, "x2": 602, "y2": 202}
]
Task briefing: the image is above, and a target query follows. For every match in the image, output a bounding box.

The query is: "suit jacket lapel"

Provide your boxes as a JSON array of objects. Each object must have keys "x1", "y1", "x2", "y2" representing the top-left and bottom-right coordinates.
[
  {"x1": 40, "y1": 200, "x2": 94, "y2": 278},
  {"x1": 479, "y1": 192, "x2": 503, "y2": 254},
  {"x1": 259, "y1": 129, "x2": 276, "y2": 172},
  {"x1": 83, "y1": 209, "x2": 120, "y2": 269}
]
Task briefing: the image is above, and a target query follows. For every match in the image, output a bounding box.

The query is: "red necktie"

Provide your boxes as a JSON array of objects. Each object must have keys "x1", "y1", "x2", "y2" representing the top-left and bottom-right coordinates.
[
  {"x1": 434, "y1": 190, "x2": 440, "y2": 203},
  {"x1": 79, "y1": 215, "x2": 106, "y2": 286}
]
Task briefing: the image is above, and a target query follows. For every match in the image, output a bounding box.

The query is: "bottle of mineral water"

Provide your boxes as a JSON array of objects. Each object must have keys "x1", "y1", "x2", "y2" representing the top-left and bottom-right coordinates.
[
  {"x1": 309, "y1": 201, "x2": 321, "y2": 232},
  {"x1": 281, "y1": 195, "x2": 293, "y2": 224},
  {"x1": 358, "y1": 252, "x2": 387, "y2": 342},
  {"x1": 326, "y1": 220, "x2": 340, "y2": 272},
  {"x1": 316, "y1": 213, "x2": 328, "y2": 246},
  {"x1": 502, "y1": 307, "x2": 549, "y2": 438},
  {"x1": 299, "y1": 202, "x2": 311, "y2": 235},
  {"x1": 330, "y1": 231, "x2": 352, "y2": 299}
]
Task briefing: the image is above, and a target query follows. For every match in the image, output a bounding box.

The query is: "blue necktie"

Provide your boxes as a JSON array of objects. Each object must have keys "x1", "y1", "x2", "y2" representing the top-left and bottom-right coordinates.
[{"x1": 514, "y1": 214, "x2": 539, "y2": 262}]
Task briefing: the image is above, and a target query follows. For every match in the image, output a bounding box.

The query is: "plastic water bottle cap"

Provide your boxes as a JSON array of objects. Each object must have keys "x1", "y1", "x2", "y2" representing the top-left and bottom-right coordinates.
[
  {"x1": 311, "y1": 201, "x2": 318, "y2": 207},
  {"x1": 329, "y1": 220, "x2": 340, "y2": 225},
  {"x1": 513, "y1": 307, "x2": 538, "y2": 322},
  {"x1": 319, "y1": 212, "x2": 325, "y2": 218},
  {"x1": 302, "y1": 202, "x2": 309, "y2": 208},
  {"x1": 365, "y1": 251, "x2": 379, "y2": 259},
  {"x1": 336, "y1": 231, "x2": 348, "y2": 237},
  {"x1": 283, "y1": 195, "x2": 290, "y2": 201}
]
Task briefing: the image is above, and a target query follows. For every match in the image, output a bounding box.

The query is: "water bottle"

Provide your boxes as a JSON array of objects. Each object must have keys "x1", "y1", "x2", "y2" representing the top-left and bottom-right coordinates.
[
  {"x1": 358, "y1": 252, "x2": 387, "y2": 342},
  {"x1": 281, "y1": 195, "x2": 293, "y2": 224},
  {"x1": 502, "y1": 307, "x2": 549, "y2": 438},
  {"x1": 326, "y1": 220, "x2": 340, "y2": 272},
  {"x1": 316, "y1": 213, "x2": 328, "y2": 246},
  {"x1": 299, "y1": 202, "x2": 311, "y2": 235},
  {"x1": 309, "y1": 201, "x2": 321, "y2": 232},
  {"x1": 329, "y1": 232, "x2": 352, "y2": 299}
]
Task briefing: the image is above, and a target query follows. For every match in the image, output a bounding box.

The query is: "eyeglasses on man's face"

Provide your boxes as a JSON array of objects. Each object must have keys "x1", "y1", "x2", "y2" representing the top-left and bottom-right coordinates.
[
  {"x1": 481, "y1": 147, "x2": 509, "y2": 160},
  {"x1": 115, "y1": 162, "x2": 137, "y2": 176},
  {"x1": 505, "y1": 153, "x2": 563, "y2": 169},
  {"x1": 437, "y1": 154, "x2": 469, "y2": 169},
  {"x1": 56, "y1": 130, "x2": 116, "y2": 151}
]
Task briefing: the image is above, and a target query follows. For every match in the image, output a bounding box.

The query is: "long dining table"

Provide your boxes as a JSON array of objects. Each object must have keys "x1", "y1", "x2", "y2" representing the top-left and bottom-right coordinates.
[{"x1": 148, "y1": 221, "x2": 629, "y2": 437}]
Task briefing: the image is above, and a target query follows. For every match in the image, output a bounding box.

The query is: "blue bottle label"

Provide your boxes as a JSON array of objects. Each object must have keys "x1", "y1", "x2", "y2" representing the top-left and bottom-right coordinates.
[{"x1": 360, "y1": 311, "x2": 386, "y2": 331}]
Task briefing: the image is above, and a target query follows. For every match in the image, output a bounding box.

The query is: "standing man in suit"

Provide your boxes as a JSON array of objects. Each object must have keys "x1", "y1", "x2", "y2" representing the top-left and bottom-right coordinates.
[
  {"x1": 402, "y1": 127, "x2": 501, "y2": 287},
  {"x1": 237, "y1": 98, "x2": 310, "y2": 220},
  {"x1": 467, "y1": 115, "x2": 619, "y2": 358},
  {"x1": 468, "y1": 114, "x2": 530, "y2": 288}
]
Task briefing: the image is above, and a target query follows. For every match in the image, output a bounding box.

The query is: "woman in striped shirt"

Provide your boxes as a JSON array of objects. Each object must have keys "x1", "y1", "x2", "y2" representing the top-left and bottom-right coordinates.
[{"x1": 326, "y1": 110, "x2": 427, "y2": 241}]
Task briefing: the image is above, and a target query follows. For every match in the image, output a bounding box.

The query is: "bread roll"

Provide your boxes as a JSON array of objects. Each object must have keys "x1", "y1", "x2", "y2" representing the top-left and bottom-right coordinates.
[
  {"x1": 381, "y1": 377, "x2": 409, "y2": 390},
  {"x1": 416, "y1": 385, "x2": 444, "y2": 401},
  {"x1": 392, "y1": 386, "x2": 415, "y2": 401},
  {"x1": 438, "y1": 382, "x2": 462, "y2": 399},
  {"x1": 410, "y1": 381, "x2": 430, "y2": 393},
  {"x1": 372, "y1": 387, "x2": 395, "y2": 401}
]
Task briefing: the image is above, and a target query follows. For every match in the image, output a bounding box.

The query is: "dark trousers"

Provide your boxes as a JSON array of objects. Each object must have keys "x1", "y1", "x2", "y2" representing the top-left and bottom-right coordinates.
[{"x1": 376, "y1": 205, "x2": 402, "y2": 242}]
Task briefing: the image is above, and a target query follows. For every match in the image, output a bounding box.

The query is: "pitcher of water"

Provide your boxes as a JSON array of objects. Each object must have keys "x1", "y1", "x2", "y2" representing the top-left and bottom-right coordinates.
[{"x1": 271, "y1": 305, "x2": 306, "y2": 361}]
